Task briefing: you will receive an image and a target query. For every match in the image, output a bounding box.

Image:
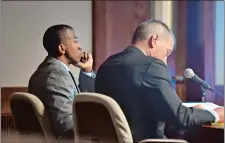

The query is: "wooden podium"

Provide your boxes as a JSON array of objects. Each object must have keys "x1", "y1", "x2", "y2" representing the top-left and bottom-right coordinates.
[
  {"x1": 184, "y1": 123, "x2": 224, "y2": 143},
  {"x1": 167, "y1": 102, "x2": 224, "y2": 143},
  {"x1": 183, "y1": 102, "x2": 224, "y2": 143}
]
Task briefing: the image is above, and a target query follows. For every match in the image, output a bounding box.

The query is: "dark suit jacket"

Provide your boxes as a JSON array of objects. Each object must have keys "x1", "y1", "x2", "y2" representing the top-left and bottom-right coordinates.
[
  {"x1": 95, "y1": 46, "x2": 215, "y2": 142},
  {"x1": 28, "y1": 56, "x2": 95, "y2": 139}
]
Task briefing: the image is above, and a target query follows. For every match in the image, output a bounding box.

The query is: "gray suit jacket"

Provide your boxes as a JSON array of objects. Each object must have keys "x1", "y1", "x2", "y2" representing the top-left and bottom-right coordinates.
[{"x1": 28, "y1": 56, "x2": 95, "y2": 138}]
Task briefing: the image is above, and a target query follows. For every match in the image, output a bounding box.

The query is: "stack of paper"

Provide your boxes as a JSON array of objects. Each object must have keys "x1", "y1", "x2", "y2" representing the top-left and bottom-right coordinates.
[
  {"x1": 182, "y1": 102, "x2": 221, "y2": 110},
  {"x1": 183, "y1": 102, "x2": 224, "y2": 128}
]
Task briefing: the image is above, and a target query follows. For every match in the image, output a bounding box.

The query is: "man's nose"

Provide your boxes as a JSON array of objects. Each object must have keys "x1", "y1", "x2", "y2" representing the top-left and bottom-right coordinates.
[{"x1": 78, "y1": 46, "x2": 82, "y2": 51}]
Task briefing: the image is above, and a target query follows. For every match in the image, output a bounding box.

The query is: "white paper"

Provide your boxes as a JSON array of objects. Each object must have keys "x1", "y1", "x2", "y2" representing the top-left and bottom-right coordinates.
[{"x1": 182, "y1": 102, "x2": 221, "y2": 111}]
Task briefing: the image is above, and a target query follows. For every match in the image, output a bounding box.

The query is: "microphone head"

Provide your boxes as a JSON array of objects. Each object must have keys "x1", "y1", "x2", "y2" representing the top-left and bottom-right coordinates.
[{"x1": 184, "y1": 68, "x2": 195, "y2": 78}]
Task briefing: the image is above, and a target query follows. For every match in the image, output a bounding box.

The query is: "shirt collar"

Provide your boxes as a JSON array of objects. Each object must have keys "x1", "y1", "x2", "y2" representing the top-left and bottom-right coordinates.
[
  {"x1": 57, "y1": 60, "x2": 70, "y2": 71},
  {"x1": 139, "y1": 48, "x2": 147, "y2": 55}
]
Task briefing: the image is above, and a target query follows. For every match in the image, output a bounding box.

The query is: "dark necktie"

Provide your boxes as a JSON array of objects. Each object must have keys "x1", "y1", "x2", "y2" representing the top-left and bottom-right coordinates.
[{"x1": 68, "y1": 71, "x2": 80, "y2": 93}]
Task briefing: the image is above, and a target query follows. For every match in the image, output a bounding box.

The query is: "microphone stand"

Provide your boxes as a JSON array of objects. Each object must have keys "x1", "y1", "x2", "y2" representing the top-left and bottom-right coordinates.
[
  {"x1": 200, "y1": 86, "x2": 207, "y2": 102},
  {"x1": 200, "y1": 85, "x2": 223, "y2": 102}
]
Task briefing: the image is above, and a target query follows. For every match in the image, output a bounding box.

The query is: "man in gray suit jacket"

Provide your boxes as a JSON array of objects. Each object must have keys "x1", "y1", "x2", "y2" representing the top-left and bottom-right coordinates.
[{"x1": 28, "y1": 24, "x2": 95, "y2": 139}]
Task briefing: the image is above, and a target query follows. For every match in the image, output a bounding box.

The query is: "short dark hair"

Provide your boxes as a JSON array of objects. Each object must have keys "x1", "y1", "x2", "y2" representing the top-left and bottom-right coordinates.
[
  {"x1": 132, "y1": 19, "x2": 172, "y2": 44},
  {"x1": 43, "y1": 24, "x2": 73, "y2": 57}
]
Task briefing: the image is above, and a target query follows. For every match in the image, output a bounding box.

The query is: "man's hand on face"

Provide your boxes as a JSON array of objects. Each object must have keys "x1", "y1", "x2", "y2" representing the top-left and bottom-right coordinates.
[{"x1": 76, "y1": 52, "x2": 93, "y2": 72}]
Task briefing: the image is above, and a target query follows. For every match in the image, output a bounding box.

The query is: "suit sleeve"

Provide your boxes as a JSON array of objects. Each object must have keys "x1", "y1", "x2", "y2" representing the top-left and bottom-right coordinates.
[
  {"x1": 141, "y1": 60, "x2": 215, "y2": 129},
  {"x1": 78, "y1": 70, "x2": 95, "y2": 92},
  {"x1": 46, "y1": 71, "x2": 74, "y2": 137}
]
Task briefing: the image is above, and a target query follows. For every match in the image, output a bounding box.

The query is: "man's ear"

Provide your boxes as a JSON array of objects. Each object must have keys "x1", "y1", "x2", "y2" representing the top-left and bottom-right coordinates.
[
  {"x1": 58, "y1": 44, "x2": 66, "y2": 55},
  {"x1": 149, "y1": 34, "x2": 158, "y2": 49}
]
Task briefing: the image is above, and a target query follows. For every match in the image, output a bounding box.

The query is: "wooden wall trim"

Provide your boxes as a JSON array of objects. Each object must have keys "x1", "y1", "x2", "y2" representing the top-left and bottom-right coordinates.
[
  {"x1": 185, "y1": 1, "x2": 221, "y2": 105},
  {"x1": 186, "y1": 1, "x2": 206, "y2": 102},
  {"x1": 93, "y1": 1, "x2": 151, "y2": 71},
  {"x1": 1, "y1": 87, "x2": 28, "y2": 114},
  {"x1": 175, "y1": 1, "x2": 187, "y2": 101},
  {"x1": 203, "y1": 1, "x2": 216, "y2": 103},
  {"x1": 174, "y1": 1, "x2": 221, "y2": 104}
]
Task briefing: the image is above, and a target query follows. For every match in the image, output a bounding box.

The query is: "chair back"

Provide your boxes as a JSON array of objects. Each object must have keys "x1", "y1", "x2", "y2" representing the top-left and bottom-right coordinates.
[
  {"x1": 10, "y1": 92, "x2": 55, "y2": 142},
  {"x1": 73, "y1": 92, "x2": 133, "y2": 143}
]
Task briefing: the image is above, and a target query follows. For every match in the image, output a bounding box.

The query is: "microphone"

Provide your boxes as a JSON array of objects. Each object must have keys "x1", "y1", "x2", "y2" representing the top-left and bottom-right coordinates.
[
  {"x1": 184, "y1": 68, "x2": 223, "y2": 99},
  {"x1": 184, "y1": 68, "x2": 212, "y2": 90}
]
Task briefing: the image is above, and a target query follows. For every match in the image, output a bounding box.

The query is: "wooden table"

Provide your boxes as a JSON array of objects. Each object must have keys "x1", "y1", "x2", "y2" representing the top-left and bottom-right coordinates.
[
  {"x1": 184, "y1": 124, "x2": 224, "y2": 143},
  {"x1": 165, "y1": 123, "x2": 224, "y2": 143}
]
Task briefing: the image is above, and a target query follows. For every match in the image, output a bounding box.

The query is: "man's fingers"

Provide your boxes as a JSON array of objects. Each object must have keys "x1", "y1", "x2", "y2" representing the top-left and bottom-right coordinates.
[
  {"x1": 87, "y1": 52, "x2": 92, "y2": 61},
  {"x1": 84, "y1": 52, "x2": 88, "y2": 60},
  {"x1": 193, "y1": 104, "x2": 204, "y2": 110},
  {"x1": 81, "y1": 52, "x2": 93, "y2": 62},
  {"x1": 81, "y1": 52, "x2": 87, "y2": 62}
]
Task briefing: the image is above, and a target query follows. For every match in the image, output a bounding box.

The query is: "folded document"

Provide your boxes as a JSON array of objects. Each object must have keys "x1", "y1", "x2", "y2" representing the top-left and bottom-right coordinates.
[
  {"x1": 182, "y1": 102, "x2": 221, "y2": 111},
  {"x1": 183, "y1": 102, "x2": 224, "y2": 127}
]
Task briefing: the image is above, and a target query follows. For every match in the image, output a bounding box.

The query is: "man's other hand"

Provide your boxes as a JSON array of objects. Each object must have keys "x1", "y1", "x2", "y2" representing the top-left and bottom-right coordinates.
[
  {"x1": 214, "y1": 107, "x2": 224, "y2": 123},
  {"x1": 193, "y1": 104, "x2": 205, "y2": 110}
]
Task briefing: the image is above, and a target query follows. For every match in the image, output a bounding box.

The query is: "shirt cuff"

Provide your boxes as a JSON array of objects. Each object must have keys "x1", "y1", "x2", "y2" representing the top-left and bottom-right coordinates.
[
  {"x1": 82, "y1": 71, "x2": 96, "y2": 78},
  {"x1": 206, "y1": 109, "x2": 219, "y2": 123}
]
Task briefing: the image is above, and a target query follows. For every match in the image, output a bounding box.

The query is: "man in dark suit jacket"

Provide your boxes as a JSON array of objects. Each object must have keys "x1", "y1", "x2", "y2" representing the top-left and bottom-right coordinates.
[
  {"x1": 28, "y1": 24, "x2": 95, "y2": 139},
  {"x1": 95, "y1": 19, "x2": 224, "y2": 142}
]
